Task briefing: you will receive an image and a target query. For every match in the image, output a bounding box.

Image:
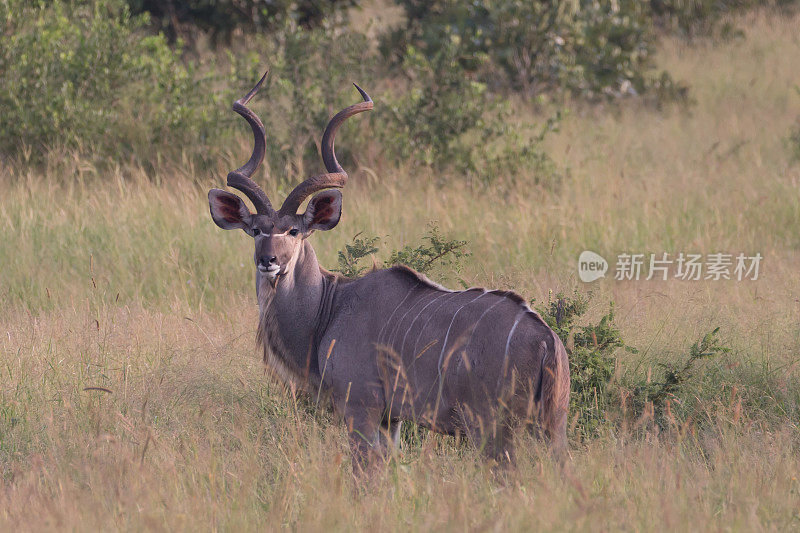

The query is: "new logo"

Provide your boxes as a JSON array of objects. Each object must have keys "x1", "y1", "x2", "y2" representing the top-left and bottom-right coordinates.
[{"x1": 578, "y1": 250, "x2": 608, "y2": 282}]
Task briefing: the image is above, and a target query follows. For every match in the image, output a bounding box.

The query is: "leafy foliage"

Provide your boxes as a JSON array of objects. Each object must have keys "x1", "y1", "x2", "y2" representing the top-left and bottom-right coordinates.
[
  {"x1": 386, "y1": 223, "x2": 469, "y2": 274},
  {"x1": 538, "y1": 291, "x2": 730, "y2": 438},
  {"x1": 383, "y1": 0, "x2": 689, "y2": 102},
  {"x1": 378, "y1": 40, "x2": 562, "y2": 184},
  {"x1": 0, "y1": 0, "x2": 220, "y2": 162},
  {"x1": 334, "y1": 233, "x2": 380, "y2": 278},
  {"x1": 5, "y1": 0, "x2": 789, "y2": 170},
  {"x1": 0, "y1": 0, "x2": 372, "y2": 172},
  {"x1": 539, "y1": 291, "x2": 636, "y2": 437},
  {"x1": 634, "y1": 327, "x2": 731, "y2": 409},
  {"x1": 127, "y1": 0, "x2": 358, "y2": 42},
  {"x1": 332, "y1": 223, "x2": 471, "y2": 279}
]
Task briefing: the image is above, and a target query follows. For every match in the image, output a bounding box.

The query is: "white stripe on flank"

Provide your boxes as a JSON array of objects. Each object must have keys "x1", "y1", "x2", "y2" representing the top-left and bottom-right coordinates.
[
  {"x1": 386, "y1": 287, "x2": 434, "y2": 347},
  {"x1": 377, "y1": 283, "x2": 419, "y2": 342},
  {"x1": 463, "y1": 297, "x2": 506, "y2": 353},
  {"x1": 437, "y1": 291, "x2": 487, "y2": 377},
  {"x1": 497, "y1": 309, "x2": 525, "y2": 391},
  {"x1": 399, "y1": 291, "x2": 449, "y2": 357},
  {"x1": 411, "y1": 292, "x2": 461, "y2": 360}
]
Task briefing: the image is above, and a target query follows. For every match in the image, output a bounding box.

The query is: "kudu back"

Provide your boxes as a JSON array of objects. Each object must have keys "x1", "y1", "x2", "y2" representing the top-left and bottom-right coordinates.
[{"x1": 208, "y1": 72, "x2": 570, "y2": 468}]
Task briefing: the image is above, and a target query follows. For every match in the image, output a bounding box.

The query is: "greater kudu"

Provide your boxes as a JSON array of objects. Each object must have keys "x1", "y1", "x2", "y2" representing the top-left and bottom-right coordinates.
[{"x1": 208, "y1": 72, "x2": 570, "y2": 469}]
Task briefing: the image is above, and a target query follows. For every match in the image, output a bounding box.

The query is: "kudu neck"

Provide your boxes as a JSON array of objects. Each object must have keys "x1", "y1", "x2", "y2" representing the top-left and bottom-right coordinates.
[
  {"x1": 270, "y1": 239, "x2": 333, "y2": 354},
  {"x1": 255, "y1": 239, "x2": 333, "y2": 391},
  {"x1": 279, "y1": 239, "x2": 323, "y2": 295}
]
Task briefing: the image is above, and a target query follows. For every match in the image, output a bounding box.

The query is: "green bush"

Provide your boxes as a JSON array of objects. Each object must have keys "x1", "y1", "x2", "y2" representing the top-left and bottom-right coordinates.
[
  {"x1": 632, "y1": 327, "x2": 730, "y2": 419},
  {"x1": 538, "y1": 291, "x2": 636, "y2": 437},
  {"x1": 574, "y1": 1, "x2": 656, "y2": 98},
  {"x1": 0, "y1": 0, "x2": 219, "y2": 162},
  {"x1": 334, "y1": 233, "x2": 380, "y2": 278},
  {"x1": 386, "y1": 222, "x2": 469, "y2": 274},
  {"x1": 127, "y1": 0, "x2": 358, "y2": 43},
  {"x1": 0, "y1": 0, "x2": 562, "y2": 183},
  {"x1": 383, "y1": 0, "x2": 688, "y2": 102},
  {"x1": 537, "y1": 291, "x2": 729, "y2": 439},
  {"x1": 333, "y1": 223, "x2": 471, "y2": 282},
  {"x1": 377, "y1": 41, "x2": 561, "y2": 185}
]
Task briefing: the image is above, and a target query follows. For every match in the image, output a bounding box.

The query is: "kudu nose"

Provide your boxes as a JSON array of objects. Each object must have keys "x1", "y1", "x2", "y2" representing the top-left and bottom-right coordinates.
[{"x1": 257, "y1": 255, "x2": 279, "y2": 274}]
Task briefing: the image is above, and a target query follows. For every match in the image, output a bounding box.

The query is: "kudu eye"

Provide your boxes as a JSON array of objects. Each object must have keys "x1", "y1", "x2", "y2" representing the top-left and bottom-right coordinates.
[
  {"x1": 252, "y1": 227, "x2": 261, "y2": 236},
  {"x1": 289, "y1": 229, "x2": 299, "y2": 237}
]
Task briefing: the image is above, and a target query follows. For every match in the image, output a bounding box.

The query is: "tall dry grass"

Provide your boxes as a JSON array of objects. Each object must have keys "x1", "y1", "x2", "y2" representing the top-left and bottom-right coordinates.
[{"x1": 1, "y1": 7, "x2": 799, "y2": 531}]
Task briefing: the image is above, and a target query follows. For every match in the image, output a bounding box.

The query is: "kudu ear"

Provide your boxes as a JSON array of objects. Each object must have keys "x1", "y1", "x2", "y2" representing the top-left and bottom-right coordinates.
[
  {"x1": 208, "y1": 189, "x2": 252, "y2": 231},
  {"x1": 303, "y1": 190, "x2": 342, "y2": 231}
]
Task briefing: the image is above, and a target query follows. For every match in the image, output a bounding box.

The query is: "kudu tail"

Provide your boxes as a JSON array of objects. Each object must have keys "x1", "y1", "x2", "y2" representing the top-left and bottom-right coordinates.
[{"x1": 536, "y1": 334, "x2": 570, "y2": 455}]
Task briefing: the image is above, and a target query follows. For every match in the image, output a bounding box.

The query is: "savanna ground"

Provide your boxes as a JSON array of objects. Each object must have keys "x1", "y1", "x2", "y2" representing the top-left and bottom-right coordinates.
[{"x1": 1, "y1": 5, "x2": 800, "y2": 531}]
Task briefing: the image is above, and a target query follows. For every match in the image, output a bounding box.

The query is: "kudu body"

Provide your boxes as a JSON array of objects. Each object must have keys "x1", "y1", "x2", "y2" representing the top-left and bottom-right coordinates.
[{"x1": 208, "y1": 73, "x2": 570, "y2": 468}]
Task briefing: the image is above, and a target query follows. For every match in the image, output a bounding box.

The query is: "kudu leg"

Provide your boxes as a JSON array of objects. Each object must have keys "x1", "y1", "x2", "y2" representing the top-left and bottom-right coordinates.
[
  {"x1": 457, "y1": 404, "x2": 516, "y2": 465},
  {"x1": 348, "y1": 416, "x2": 401, "y2": 473},
  {"x1": 379, "y1": 419, "x2": 402, "y2": 451},
  {"x1": 348, "y1": 436, "x2": 377, "y2": 476},
  {"x1": 344, "y1": 407, "x2": 385, "y2": 477}
]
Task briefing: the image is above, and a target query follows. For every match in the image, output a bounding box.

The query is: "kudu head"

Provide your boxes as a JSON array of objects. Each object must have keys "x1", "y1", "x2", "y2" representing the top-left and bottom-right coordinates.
[{"x1": 208, "y1": 71, "x2": 372, "y2": 283}]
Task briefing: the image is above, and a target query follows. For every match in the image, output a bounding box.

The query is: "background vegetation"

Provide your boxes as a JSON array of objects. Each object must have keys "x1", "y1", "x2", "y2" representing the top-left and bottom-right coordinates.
[{"x1": 1, "y1": 0, "x2": 799, "y2": 529}]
